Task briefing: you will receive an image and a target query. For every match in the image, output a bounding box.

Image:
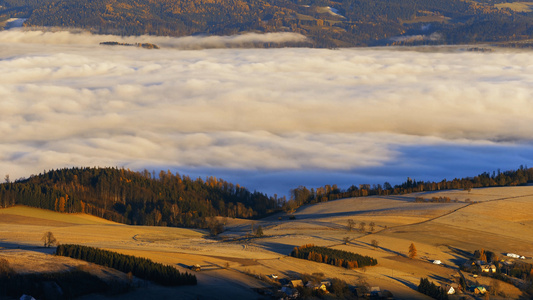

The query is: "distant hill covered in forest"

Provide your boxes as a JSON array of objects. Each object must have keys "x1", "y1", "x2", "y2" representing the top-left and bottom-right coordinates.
[
  {"x1": 0, "y1": 167, "x2": 282, "y2": 228},
  {"x1": 1, "y1": 166, "x2": 532, "y2": 230},
  {"x1": 2, "y1": 0, "x2": 533, "y2": 47}
]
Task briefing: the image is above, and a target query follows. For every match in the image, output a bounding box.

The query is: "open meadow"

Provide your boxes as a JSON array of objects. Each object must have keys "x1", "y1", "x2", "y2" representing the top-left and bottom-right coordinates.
[{"x1": 1, "y1": 186, "x2": 533, "y2": 299}]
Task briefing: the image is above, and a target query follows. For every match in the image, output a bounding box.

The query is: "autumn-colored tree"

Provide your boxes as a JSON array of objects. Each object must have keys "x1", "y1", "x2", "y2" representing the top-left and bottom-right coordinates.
[
  {"x1": 479, "y1": 248, "x2": 487, "y2": 262},
  {"x1": 408, "y1": 243, "x2": 417, "y2": 259},
  {"x1": 371, "y1": 239, "x2": 379, "y2": 249},
  {"x1": 59, "y1": 196, "x2": 66, "y2": 212},
  {"x1": 369, "y1": 222, "x2": 375, "y2": 232},
  {"x1": 491, "y1": 253, "x2": 499, "y2": 264}
]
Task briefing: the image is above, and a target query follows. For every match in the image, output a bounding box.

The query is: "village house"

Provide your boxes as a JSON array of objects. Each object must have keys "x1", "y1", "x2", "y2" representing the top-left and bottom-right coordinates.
[
  {"x1": 305, "y1": 281, "x2": 328, "y2": 292},
  {"x1": 442, "y1": 283, "x2": 459, "y2": 295},
  {"x1": 473, "y1": 286, "x2": 487, "y2": 295},
  {"x1": 481, "y1": 264, "x2": 497, "y2": 273}
]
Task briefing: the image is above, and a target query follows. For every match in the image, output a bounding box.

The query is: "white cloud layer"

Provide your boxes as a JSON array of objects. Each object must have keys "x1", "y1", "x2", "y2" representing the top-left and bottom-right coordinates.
[{"x1": 2, "y1": 29, "x2": 533, "y2": 194}]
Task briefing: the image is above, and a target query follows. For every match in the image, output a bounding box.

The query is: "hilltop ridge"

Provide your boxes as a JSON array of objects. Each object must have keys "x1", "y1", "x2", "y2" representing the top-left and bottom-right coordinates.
[{"x1": 2, "y1": 0, "x2": 533, "y2": 47}]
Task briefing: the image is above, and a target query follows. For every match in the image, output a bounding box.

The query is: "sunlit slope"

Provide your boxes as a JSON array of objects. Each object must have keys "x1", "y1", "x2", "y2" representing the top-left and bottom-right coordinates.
[
  {"x1": 363, "y1": 187, "x2": 533, "y2": 258},
  {"x1": 244, "y1": 186, "x2": 532, "y2": 299},
  {"x1": 250, "y1": 185, "x2": 533, "y2": 263},
  {"x1": 0, "y1": 205, "x2": 205, "y2": 249},
  {"x1": 0, "y1": 205, "x2": 119, "y2": 225}
]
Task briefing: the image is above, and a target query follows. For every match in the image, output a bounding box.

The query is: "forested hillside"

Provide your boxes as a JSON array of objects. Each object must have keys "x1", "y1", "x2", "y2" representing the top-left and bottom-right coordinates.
[
  {"x1": 0, "y1": 167, "x2": 282, "y2": 228},
  {"x1": 2, "y1": 0, "x2": 533, "y2": 47},
  {"x1": 1, "y1": 166, "x2": 532, "y2": 230}
]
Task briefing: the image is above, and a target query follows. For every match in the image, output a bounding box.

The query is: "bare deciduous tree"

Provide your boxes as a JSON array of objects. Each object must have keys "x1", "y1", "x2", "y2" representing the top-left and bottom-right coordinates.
[
  {"x1": 42, "y1": 231, "x2": 57, "y2": 247},
  {"x1": 347, "y1": 219, "x2": 355, "y2": 231},
  {"x1": 358, "y1": 222, "x2": 366, "y2": 233},
  {"x1": 255, "y1": 225, "x2": 264, "y2": 237}
]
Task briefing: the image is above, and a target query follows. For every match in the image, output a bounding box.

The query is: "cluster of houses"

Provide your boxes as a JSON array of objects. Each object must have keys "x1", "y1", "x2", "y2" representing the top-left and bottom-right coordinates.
[
  {"x1": 272, "y1": 277, "x2": 393, "y2": 299},
  {"x1": 441, "y1": 281, "x2": 489, "y2": 296},
  {"x1": 463, "y1": 259, "x2": 497, "y2": 274},
  {"x1": 440, "y1": 282, "x2": 489, "y2": 296},
  {"x1": 277, "y1": 278, "x2": 331, "y2": 299}
]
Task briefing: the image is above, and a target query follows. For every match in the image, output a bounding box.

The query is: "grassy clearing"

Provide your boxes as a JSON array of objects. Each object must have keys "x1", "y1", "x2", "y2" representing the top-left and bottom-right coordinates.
[{"x1": 495, "y1": 2, "x2": 533, "y2": 12}]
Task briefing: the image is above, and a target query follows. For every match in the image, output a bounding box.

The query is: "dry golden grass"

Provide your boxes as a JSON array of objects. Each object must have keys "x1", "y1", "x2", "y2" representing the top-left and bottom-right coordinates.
[
  {"x1": 1, "y1": 186, "x2": 533, "y2": 299},
  {"x1": 0, "y1": 206, "x2": 119, "y2": 225},
  {"x1": 495, "y1": 2, "x2": 533, "y2": 12}
]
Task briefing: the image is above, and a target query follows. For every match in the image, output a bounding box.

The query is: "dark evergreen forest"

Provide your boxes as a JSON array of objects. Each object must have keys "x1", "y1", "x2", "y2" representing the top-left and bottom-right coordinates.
[{"x1": 56, "y1": 244, "x2": 197, "y2": 286}]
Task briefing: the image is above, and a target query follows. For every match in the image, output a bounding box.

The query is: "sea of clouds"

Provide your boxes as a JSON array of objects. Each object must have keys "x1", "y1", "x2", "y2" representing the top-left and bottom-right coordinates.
[{"x1": 2, "y1": 29, "x2": 533, "y2": 195}]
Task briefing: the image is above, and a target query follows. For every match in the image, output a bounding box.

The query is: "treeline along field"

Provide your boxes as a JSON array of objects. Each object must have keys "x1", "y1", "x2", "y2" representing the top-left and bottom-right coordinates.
[
  {"x1": 284, "y1": 166, "x2": 533, "y2": 212},
  {"x1": 56, "y1": 244, "x2": 197, "y2": 286},
  {"x1": 291, "y1": 244, "x2": 377, "y2": 269}
]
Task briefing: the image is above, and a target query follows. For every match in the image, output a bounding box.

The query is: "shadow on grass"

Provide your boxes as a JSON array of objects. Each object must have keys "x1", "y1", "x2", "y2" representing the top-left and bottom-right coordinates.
[
  {"x1": 0, "y1": 241, "x2": 56, "y2": 254},
  {"x1": 254, "y1": 241, "x2": 295, "y2": 256},
  {"x1": 384, "y1": 275, "x2": 418, "y2": 290}
]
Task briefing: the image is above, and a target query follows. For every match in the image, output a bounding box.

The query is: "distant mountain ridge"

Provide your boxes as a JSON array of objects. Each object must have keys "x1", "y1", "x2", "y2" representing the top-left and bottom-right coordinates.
[{"x1": 2, "y1": 0, "x2": 533, "y2": 47}]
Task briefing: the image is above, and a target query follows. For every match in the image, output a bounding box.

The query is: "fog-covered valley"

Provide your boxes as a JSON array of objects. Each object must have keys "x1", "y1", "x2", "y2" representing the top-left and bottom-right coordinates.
[{"x1": 2, "y1": 29, "x2": 533, "y2": 194}]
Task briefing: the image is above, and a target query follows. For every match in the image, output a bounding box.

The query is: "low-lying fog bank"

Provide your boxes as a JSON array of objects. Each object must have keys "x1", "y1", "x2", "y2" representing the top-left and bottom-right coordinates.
[{"x1": 1, "y1": 29, "x2": 532, "y2": 194}]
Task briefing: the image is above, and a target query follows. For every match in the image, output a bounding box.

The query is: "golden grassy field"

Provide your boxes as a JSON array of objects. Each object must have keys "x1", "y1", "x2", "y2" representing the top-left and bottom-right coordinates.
[
  {"x1": 1, "y1": 186, "x2": 532, "y2": 299},
  {"x1": 495, "y1": 2, "x2": 533, "y2": 12}
]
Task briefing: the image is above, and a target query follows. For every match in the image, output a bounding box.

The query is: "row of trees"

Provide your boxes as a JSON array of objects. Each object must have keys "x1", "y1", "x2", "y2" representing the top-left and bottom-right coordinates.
[
  {"x1": 347, "y1": 220, "x2": 375, "y2": 233},
  {"x1": 290, "y1": 244, "x2": 377, "y2": 269},
  {"x1": 56, "y1": 244, "x2": 197, "y2": 286},
  {"x1": 284, "y1": 166, "x2": 533, "y2": 212}
]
